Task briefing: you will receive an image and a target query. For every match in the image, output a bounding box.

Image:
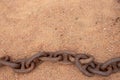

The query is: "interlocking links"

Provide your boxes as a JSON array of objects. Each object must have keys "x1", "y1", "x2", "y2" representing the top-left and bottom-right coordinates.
[
  {"x1": 53, "y1": 51, "x2": 76, "y2": 64},
  {"x1": 38, "y1": 51, "x2": 62, "y2": 62},
  {"x1": 13, "y1": 59, "x2": 36, "y2": 73},
  {"x1": 0, "y1": 56, "x2": 20, "y2": 68},
  {"x1": 0, "y1": 56, "x2": 10, "y2": 67},
  {"x1": 101, "y1": 57, "x2": 120, "y2": 73},
  {"x1": 75, "y1": 54, "x2": 95, "y2": 77},
  {"x1": 87, "y1": 62, "x2": 113, "y2": 76},
  {"x1": 0, "y1": 51, "x2": 120, "y2": 77}
]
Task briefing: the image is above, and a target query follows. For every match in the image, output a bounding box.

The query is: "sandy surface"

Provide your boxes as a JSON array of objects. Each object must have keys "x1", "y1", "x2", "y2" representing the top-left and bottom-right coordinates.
[{"x1": 0, "y1": 0, "x2": 120, "y2": 80}]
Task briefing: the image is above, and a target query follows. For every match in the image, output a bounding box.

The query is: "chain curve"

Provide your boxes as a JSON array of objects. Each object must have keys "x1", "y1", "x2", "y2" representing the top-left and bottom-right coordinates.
[{"x1": 0, "y1": 51, "x2": 120, "y2": 77}]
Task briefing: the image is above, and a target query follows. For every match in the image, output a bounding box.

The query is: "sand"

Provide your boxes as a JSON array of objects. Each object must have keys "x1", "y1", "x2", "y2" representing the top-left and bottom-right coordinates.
[{"x1": 0, "y1": 0, "x2": 120, "y2": 80}]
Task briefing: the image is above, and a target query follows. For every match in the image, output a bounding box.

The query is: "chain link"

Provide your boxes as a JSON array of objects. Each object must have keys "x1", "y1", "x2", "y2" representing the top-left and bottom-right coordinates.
[
  {"x1": 0, "y1": 51, "x2": 120, "y2": 77},
  {"x1": 0, "y1": 56, "x2": 10, "y2": 67},
  {"x1": 13, "y1": 59, "x2": 35, "y2": 73}
]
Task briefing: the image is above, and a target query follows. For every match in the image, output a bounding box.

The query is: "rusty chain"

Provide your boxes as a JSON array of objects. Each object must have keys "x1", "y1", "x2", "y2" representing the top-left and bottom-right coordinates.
[{"x1": 0, "y1": 50, "x2": 120, "y2": 77}]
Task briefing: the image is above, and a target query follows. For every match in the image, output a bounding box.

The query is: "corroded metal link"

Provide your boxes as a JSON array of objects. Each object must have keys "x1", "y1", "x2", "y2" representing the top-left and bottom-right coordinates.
[
  {"x1": 54, "y1": 51, "x2": 76, "y2": 64},
  {"x1": 87, "y1": 62, "x2": 113, "y2": 76},
  {"x1": 0, "y1": 56, "x2": 10, "y2": 67},
  {"x1": 0, "y1": 51, "x2": 120, "y2": 77},
  {"x1": 101, "y1": 57, "x2": 120, "y2": 73},
  {"x1": 26, "y1": 52, "x2": 46, "y2": 67},
  {"x1": 39, "y1": 51, "x2": 62, "y2": 62},
  {"x1": 0, "y1": 60, "x2": 20, "y2": 68},
  {"x1": 75, "y1": 54, "x2": 95, "y2": 77},
  {"x1": 13, "y1": 59, "x2": 36, "y2": 73}
]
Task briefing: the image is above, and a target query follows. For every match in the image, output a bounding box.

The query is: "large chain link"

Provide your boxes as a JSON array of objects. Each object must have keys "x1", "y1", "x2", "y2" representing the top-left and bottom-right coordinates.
[{"x1": 0, "y1": 51, "x2": 120, "y2": 77}]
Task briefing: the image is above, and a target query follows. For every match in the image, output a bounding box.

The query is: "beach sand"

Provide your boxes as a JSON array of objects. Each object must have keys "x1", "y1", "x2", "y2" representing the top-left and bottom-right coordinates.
[{"x1": 0, "y1": 0, "x2": 120, "y2": 80}]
